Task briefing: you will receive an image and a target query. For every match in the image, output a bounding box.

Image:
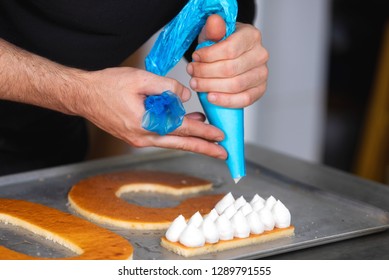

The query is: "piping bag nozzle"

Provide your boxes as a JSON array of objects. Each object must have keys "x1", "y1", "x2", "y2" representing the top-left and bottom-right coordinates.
[
  {"x1": 198, "y1": 92, "x2": 246, "y2": 183},
  {"x1": 196, "y1": 38, "x2": 246, "y2": 183}
]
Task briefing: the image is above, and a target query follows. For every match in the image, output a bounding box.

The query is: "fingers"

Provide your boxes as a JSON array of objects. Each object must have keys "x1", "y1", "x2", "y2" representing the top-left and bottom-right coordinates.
[
  {"x1": 190, "y1": 65, "x2": 267, "y2": 94},
  {"x1": 187, "y1": 43, "x2": 267, "y2": 79},
  {"x1": 185, "y1": 112, "x2": 206, "y2": 122},
  {"x1": 149, "y1": 134, "x2": 227, "y2": 160},
  {"x1": 187, "y1": 22, "x2": 269, "y2": 108},
  {"x1": 198, "y1": 14, "x2": 226, "y2": 44},
  {"x1": 172, "y1": 116, "x2": 224, "y2": 143},
  {"x1": 190, "y1": 65, "x2": 268, "y2": 108},
  {"x1": 193, "y1": 22, "x2": 263, "y2": 63},
  {"x1": 139, "y1": 115, "x2": 227, "y2": 159},
  {"x1": 206, "y1": 84, "x2": 267, "y2": 108}
]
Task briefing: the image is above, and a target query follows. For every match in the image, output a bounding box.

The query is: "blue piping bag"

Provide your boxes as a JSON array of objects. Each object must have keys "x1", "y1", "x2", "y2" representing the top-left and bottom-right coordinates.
[{"x1": 144, "y1": 0, "x2": 245, "y2": 183}]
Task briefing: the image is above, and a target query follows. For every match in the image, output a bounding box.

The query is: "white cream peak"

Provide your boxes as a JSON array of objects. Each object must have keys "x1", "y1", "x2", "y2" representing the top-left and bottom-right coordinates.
[
  {"x1": 200, "y1": 216, "x2": 220, "y2": 244},
  {"x1": 215, "y1": 192, "x2": 235, "y2": 214},
  {"x1": 187, "y1": 211, "x2": 203, "y2": 228},
  {"x1": 251, "y1": 199, "x2": 265, "y2": 212},
  {"x1": 230, "y1": 210, "x2": 250, "y2": 238},
  {"x1": 179, "y1": 224, "x2": 205, "y2": 247},
  {"x1": 250, "y1": 194, "x2": 265, "y2": 205},
  {"x1": 234, "y1": 195, "x2": 247, "y2": 210},
  {"x1": 215, "y1": 213, "x2": 234, "y2": 240},
  {"x1": 240, "y1": 202, "x2": 253, "y2": 216},
  {"x1": 165, "y1": 193, "x2": 292, "y2": 248},
  {"x1": 165, "y1": 215, "x2": 187, "y2": 243},
  {"x1": 265, "y1": 195, "x2": 277, "y2": 210},
  {"x1": 259, "y1": 207, "x2": 275, "y2": 231},
  {"x1": 246, "y1": 211, "x2": 265, "y2": 235},
  {"x1": 206, "y1": 208, "x2": 219, "y2": 222},
  {"x1": 223, "y1": 203, "x2": 237, "y2": 219},
  {"x1": 272, "y1": 200, "x2": 291, "y2": 228}
]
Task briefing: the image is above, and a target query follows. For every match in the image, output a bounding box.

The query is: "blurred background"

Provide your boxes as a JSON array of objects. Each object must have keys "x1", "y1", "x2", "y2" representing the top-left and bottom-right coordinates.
[{"x1": 88, "y1": 0, "x2": 389, "y2": 185}]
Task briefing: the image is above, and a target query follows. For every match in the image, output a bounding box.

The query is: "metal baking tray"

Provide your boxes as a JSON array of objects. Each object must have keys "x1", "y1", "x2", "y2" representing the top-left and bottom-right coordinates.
[{"x1": 1, "y1": 150, "x2": 389, "y2": 259}]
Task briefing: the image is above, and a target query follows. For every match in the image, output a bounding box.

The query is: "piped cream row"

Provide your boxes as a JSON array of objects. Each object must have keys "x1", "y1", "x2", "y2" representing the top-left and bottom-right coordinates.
[{"x1": 164, "y1": 193, "x2": 292, "y2": 248}]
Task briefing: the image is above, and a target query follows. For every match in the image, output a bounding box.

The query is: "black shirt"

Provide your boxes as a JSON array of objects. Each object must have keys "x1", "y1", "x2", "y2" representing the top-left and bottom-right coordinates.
[{"x1": 0, "y1": 0, "x2": 255, "y2": 175}]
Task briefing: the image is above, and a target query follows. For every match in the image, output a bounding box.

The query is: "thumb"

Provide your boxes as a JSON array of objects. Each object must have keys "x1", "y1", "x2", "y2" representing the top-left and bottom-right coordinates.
[{"x1": 198, "y1": 14, "x2": 226, "y2": 44}]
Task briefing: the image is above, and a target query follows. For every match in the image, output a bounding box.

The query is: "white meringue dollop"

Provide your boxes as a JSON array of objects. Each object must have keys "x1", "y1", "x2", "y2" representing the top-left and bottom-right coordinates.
[
  {"x1": 206, "y1": 208, "x2": 219, "y2": 222},
  {"x1": 223, "y1": 203, "x2": 237, "y2": 219},
  {"x1": 272, "y1": 200, "x2": 291, "y2": 228},
  {"x1": 230, "y1": 210, "x2": 250, "y2": 238},
  {"x1": 215, "y1": 214, "x2": 234, "y2": 240},
  {"x1": 259, "y1": 207, "x2": 275, "y2": 231},
  {"x1": 233, "y1": 195, "x2": 247, "y2": 210},
  {"x1": 188, "y1": 211, "x2": 203, "y2": 228},
  {"x1": 200, "y1": 216, "x2": 220, "y2": 244},
  {"x1": 251, "y1": 199, "x2": 265, "y2": 212},
  {"x1": 250, "y1": 194, "x2": 265, "y2": 205},
  {"x1": 246, "y1": 211, "x2": 265, "y2": 234},
  {"x1": 215, "y1": 192, "x2": 235, "y2": 214},
  {"x1": 165, "y1": 215, "x2": 187, "y2": 242},
  {"x1": 240, "y1": 202, "x2": 253, "y2": 216},
  {"x1": 164, "y1": 193, "x2": 292, "y2": 248},
  {"x1": 179, "y1": 224, "x2": 206, "y2": 247},
  {"x1": 265, "y1": 195, "x2": 277, "y2": 210}
]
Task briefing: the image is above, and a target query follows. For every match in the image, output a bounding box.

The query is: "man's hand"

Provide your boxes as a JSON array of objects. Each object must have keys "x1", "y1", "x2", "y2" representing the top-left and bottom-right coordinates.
[
  {"x1": 0, "y1": 39, "x2": 227, "y2": 160},
  {"x1": 83, "y1": 67, "x2": 227, "y2": 159},
  {"x1": 187, "y1": 14, "x2": 269, "y2": 108}
]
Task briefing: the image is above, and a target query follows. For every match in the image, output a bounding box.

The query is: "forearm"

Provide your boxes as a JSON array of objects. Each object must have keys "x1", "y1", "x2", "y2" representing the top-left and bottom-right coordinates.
[{"x1": 0, "y1": 38, "x2": 90, "y2": 115}]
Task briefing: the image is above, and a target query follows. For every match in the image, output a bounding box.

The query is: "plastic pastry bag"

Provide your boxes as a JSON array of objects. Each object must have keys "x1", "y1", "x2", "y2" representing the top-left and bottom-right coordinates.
[
  {"x1": 143, "y1": 0, "x2": 238, "y2": 136},
  {"x1": 143, "y1": 0, "x2": 245, "y2": 182},
  {"x1": 145, "y1": 0, "x2": 237, "y2": 76},
  {"x1": 142, "y1": 91, "x2": 185, "y2": 135}
]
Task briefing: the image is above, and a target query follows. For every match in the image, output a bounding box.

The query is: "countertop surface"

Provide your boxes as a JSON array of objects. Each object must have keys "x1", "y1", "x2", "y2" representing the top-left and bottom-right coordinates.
[
  {"x1": 1, "y1": 144, "x2": 389, "y2": 259},
  {"x1": 244, "y1": 145, "x2": 389, "y2": 259}
]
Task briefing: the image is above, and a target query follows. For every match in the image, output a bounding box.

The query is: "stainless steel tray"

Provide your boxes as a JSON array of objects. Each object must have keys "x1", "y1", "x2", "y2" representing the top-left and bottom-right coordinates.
[{"x1": 1, "y1": 150, "x2": 389, "y2": 259}]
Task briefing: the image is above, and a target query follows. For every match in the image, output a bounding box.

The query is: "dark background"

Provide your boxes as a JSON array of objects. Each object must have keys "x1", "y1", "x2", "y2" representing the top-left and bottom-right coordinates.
[{"x1": 323, "y1": 0, "x2": 389, "y2": 181}]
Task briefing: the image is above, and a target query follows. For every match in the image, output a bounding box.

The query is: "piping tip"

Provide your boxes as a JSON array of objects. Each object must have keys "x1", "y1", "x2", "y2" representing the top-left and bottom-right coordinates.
[{"x1": 234, "y1": 177, "x2": 243, "y2": 184}]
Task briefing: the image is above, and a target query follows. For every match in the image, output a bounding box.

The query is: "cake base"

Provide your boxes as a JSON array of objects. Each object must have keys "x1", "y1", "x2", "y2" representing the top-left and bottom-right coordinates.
[
  {"x1": 0, "y1": 199, "x2": 133, "y2": 260},
  {"x1": 68, "y1": 170, "x2": 223, "y2": 230},
  {"x1": 161, "y1": 226, "x2": 295, "y2": 257}
]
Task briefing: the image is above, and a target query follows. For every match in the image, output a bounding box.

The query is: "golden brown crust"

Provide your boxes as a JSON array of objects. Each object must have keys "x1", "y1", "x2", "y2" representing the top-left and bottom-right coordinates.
[
  {"x1": 0, "y1": 199, "x2": 133, "y2": 260},
  {"x1": 68, "y1": 170, "x2": 223, "y2": 229},
  {"x1": 161, "y1": 226, "x2": 295, "y2": 257}
]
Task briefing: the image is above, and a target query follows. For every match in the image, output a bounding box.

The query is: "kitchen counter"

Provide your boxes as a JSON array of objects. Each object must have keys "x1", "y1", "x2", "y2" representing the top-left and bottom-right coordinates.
[
  {"x1": 244, "y1": 144, "x2": 389, "y2": 259},
  {"x1": 1, "y1": 144, "x2": 388, "y2": 259}
]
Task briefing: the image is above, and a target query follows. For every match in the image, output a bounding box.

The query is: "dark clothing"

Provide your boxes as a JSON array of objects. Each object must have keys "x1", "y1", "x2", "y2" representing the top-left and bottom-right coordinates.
[{"x1": 0, "y1": 0, "x2": 255, "y2": 175}]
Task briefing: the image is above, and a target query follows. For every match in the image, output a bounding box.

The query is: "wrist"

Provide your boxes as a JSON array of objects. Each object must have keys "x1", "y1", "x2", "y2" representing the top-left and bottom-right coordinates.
[{"x1": 54, "y1": 67, "x2": 94, "y2": 117}]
